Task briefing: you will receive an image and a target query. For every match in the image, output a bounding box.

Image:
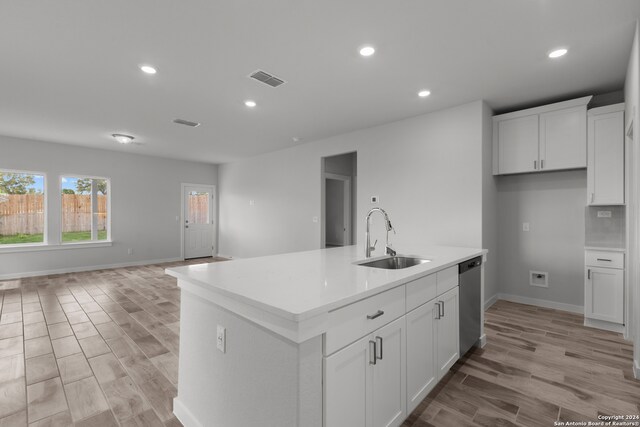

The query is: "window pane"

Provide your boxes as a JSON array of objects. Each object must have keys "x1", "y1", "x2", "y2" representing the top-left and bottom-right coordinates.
[
  {"x1": 61, "y1": 176, "x2": 109, "y2": 242},
  {"x1": 96, "y1": 179, "x2": 107, "y2": 241},
  {"x1": 188, "y1": 191, "x2": 210, "y2": 224},
  {"x1": 0, "y1": 171, "x2": 45, "y2": 245}
]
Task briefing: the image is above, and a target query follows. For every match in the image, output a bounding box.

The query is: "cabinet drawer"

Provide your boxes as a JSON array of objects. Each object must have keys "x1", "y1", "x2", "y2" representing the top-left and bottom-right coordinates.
[
  {"x1": 436, "y1": 266, "x2": 459, "y2": 295},
  {"x1": 324, "y1": 285, "x2": 405, "y2": 355},
  {"x1": 406, "y1": 274, "x2": 437, "y2": 312},
  {"x1": 585, "y1": 251, "x2": 624, "y2": 269}
]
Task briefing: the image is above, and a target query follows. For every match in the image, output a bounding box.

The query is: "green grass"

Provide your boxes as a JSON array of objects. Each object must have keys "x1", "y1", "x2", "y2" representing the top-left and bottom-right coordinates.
[{"x1": 0, "y1": 230, "x2": 107, "y2": 245}]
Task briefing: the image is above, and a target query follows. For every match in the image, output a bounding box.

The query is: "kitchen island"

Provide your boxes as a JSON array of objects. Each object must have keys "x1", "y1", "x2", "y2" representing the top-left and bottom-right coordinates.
[{"x1": 166, "y1": 244, "x2": 486, "y2": 427}]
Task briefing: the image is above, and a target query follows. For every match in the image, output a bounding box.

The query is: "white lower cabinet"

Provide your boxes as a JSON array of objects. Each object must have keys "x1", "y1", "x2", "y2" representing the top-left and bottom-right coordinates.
[
  {"x1": 435, "y1": 287, "x2": 460, "y2": 378},
  {"x1": 405, "y1": 286, "x2": 459, "y2": 415},
  {"x1": 324, "y1": 316, "x2": 406, "y2": 427},
  {"x1": 585, "y1": 266, "x2": 624, "y2": 324},
  {"x1": 405, "y1": 300, "x2": 436, "y2": 414}
]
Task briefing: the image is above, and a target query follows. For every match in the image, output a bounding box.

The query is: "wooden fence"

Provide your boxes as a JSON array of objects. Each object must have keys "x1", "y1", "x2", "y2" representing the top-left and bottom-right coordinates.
[{"x1": 0, "y1": 194, "x2": 107, "y2": 236}]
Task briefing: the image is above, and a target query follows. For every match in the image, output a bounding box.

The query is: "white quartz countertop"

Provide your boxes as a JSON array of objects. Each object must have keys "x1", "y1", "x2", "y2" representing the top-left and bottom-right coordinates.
[{"x1": 166, "y1": 245, "x2": 486, "y2": 323}]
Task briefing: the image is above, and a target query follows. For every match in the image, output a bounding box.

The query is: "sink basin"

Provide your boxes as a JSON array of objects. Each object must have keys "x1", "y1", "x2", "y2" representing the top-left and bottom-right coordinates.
[{"x1": 357, "y1": 256, "x2": 431, "y2": 270}]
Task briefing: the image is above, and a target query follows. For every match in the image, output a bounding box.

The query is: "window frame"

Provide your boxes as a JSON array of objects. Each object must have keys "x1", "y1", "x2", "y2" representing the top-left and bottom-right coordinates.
[
  {"x1": 0, "y1": 168, "x2": 48, "y2": 248},
  {"x1": 59, "y1": 174, "x2": 111, "y2": 245}
]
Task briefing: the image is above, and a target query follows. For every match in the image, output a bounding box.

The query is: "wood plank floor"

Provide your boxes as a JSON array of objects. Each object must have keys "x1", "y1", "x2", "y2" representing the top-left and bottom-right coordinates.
[
  {"x1": 404, "y1": 300, "x2": 640, "y2": 427},
  {"x1": 1, "y1": 261, "x2": 638, "y2": 426}
]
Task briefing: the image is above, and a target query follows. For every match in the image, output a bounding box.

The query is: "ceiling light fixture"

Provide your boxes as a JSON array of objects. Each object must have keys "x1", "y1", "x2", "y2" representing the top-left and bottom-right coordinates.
[
  {"x1": 418, "y1": 90, "x2": 431, "y2": 98},
  {"x1": 292, "y1": 137, "x2": 300, "y2": 142},
  {"x1": 548, "y1": 48, "x2": 568, "y2": 59},
  {"x1": 140, "y1": 65, "x2": 157, "y2": 74},
  {"x1": 359, "y1": 46, "x2": 375, "y2": 57},
  {"x1": 245, "y1": 100, "x2": 257, "y2": 108},
  {"x1": 112, "y1": 134, "x2": 135, "y2": 144}
]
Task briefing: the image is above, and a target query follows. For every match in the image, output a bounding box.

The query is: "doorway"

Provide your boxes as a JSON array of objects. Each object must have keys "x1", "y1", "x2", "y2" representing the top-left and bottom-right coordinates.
[
  {"x1": 322, "y1": 152, "x2": 357, "y2": 248},
  {"x1": 182, "y1": 184, "x2": 216, "y2": 259}
]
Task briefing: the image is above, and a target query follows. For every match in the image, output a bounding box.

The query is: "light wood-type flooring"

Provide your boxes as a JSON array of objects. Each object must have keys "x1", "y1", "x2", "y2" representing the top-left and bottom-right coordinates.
[{"x1": 0, "y1": 260, "x2": 638, "y2": 426}]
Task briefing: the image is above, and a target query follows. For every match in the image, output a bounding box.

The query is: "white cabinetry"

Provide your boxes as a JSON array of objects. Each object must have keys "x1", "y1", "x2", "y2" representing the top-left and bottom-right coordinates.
[
  {"x1": 584, "y1": 249, "x2": 624, "y2": 330},
  {"x1": 324, "y1": 316, "x2": 406, "y2": 427},
  {"x1": 587, "y1": 104, "x2": 625, "y2": 205},
  {"x1": 435, "y1": 287, "x2": 459, "y2": 379},
  {"x1": 493, "y1": 96, "x2": 591, "y2": 175}
]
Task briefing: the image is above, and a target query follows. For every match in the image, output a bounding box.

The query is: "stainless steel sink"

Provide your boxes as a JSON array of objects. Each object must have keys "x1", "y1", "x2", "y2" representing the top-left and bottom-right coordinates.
[{"x1": 357, "y1": 256, "x2": 430, "y2": 270}]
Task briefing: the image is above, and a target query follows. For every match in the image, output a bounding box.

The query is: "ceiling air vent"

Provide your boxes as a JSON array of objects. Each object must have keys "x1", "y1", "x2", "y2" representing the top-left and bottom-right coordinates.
[
  {"x1": 173, "y1": 118, "x2": 201, "y2": 128},
  {"x1": 249, "y1": 70, "x2": 285, "y2": 88}
]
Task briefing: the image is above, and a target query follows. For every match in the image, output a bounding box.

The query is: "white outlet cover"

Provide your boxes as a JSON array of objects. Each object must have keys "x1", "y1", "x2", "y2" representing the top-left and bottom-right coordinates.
[
  {"x1": 216, "y1": 325, "x2": 226, "y2": 353},
  {"x1": 597, "y1": 211, "x2": 612, "y2": 218}
]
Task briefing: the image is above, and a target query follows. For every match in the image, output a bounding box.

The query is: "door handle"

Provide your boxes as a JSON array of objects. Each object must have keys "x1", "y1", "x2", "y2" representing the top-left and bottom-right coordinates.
[
  {"x1": 185, "y1": 225, "x2": 189, "y2": 229},
  {"x1": 587, "y1": 269, "x2": 591, "y2": 280},
  {"x1": 369, "y1": 340, "x2": 377, "y2": 365},
  {"x1": 375, "y1": 336, "x2": 383, "y2": 361}
]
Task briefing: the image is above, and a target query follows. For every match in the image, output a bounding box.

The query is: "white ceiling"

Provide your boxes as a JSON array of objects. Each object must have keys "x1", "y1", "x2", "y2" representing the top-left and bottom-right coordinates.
[{"x1": 1, "y1": 1, "x2": 639, "y2": 164}]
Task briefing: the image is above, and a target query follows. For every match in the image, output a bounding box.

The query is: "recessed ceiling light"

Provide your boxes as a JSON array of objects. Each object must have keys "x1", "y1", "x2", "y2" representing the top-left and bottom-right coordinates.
[
  {"x1": 292, "y1": 137, "x2": 300, "y2": 142},
  {"x1": 548, "y1": 48, "x2": 568, "y2": 59},
  {"x1": 140, "y1": 65, "x2": 157, "y2": 74},
  {"x1": 418, "y1": 90, "x2": 431, "y2": 98},
  {"x1": 359, "y1": 46, "x2": 375, "y2": 57},
  {"x1": 112, "y1": 134, "x2": 134, "y2": 144},
  {"x1": 245, "y1": 100, "x2": 257, "y2": 108}
]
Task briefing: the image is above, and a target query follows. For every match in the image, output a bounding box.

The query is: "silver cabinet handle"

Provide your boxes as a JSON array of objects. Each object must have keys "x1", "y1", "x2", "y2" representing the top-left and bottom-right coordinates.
[
  {"x1": 441, "y1": 301, "x2": 445, "y2": 317},
  {"x1": 596, "y1": 258, "x2": 612, "y2": 262},
  {"x1": 534, "y1": 160, "x2": 537, "y2": 170},
  {"x1": 587, "y1": 269, "x2": 591, "y2": 280},
  {"x1": 369, "y1": 340, "x2": 377, "y2": 365},
  {"x1": 367, "y1": 310, "x2": 384, "y2": 320},
  {"x1": 376, "y1": 336, "x2": 383, "y2": 360}
]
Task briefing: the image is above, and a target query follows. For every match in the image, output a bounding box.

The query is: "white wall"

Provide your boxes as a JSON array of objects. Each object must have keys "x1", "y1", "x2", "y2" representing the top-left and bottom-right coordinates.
[
  {"x1": 219, "y1": 101, "x2": 485, "y2": 259},
  {"x1": 496, "y1": 170, "x2": 586, "y2": 310},
  {"x1": 624, "y1": 20, "x2": 640, "y2": 376},
  {"x1": 481, "y1": 102, "x2": 499, "y2": 302},
  {"x1": 0, "y1": 136, "x2": 217, "y2": 278}
]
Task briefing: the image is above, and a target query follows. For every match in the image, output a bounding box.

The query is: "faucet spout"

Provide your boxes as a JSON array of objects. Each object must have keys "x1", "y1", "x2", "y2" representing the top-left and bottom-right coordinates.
[{"x1": 365, "y1": 208, "x2": 396, "y2": 258}]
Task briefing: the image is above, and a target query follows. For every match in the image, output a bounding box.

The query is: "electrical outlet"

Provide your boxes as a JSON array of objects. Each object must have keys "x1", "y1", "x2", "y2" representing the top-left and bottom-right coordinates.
[
  {"x1": 127, "y1": 248, "x2": 133, "y2": 255},
  {"x1": 249, "y1": 200, "x2": 255, "y2": 206},
  {"x1": 522, "y1": 222, "x2": 530, "y2": 232},
  {"x1": 216, "y1": 325, "x2": 226, "y2": 353}
]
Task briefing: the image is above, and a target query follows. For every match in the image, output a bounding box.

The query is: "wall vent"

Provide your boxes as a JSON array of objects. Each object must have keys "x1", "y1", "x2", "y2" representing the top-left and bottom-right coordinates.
[
  {"x1": 249, "y1": 70, "x2": 285, "y2": 88},
  {"x1": 173, "y1": 118, "x2": 201, "y2": 128}
]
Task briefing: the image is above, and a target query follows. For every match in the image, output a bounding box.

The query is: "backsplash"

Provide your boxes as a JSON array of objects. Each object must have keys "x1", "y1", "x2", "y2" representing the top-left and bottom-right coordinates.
[{"x1": 585, "y1": 206, "x2": 625, "y2": 248}]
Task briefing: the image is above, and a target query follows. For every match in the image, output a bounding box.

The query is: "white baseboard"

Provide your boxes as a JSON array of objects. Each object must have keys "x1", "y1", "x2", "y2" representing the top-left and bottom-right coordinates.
[
  {"x1": 493, "y1": 293, "x2": 583, "y2": 314},
  {"x1": 584, "y1": 318, "x2": 625, "y2": 334},
  {"x1": 634, "y1": 359, "x2": 640, "y2": 380},
  {"x1": 479, "y1": 334, "x2": 487, "y2": 348},
  {"x1": 173, "y1": 397, "x2": 202, "y2": 427},
  {"x1": 216, "y1": 253, "x2": 235, "y2": 259},
  {"x1": 0, "y1": 257, "x2": 182, "y2": 281},
  {"x1": 484, "y1": 293, "x2": 499, "y2": 310}
]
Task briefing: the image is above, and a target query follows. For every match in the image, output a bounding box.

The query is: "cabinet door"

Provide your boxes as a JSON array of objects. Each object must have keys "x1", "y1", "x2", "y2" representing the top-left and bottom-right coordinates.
[
  {"x1": 585, "y1": 267, "x2": 624, "y2": 324},
  {"x1": 435, "y1": 287, "x2": 459, "y2": 380},
  {"x1": 588, "y1": 111, "x2": 624, "y2": 205},
  {"x1": 539, "y1": 106, "x2": 587, "y2": 171},
  {"x1": 324, "y1": 335, "x2": 370, "y2": 427},
  {"x1": 406, "y1": 301, "x2": 437, "y2": 414},
  {"x1": 497, "y1": 115, "x2": 539, "y2": 174},
  {"x1": 371, "y1": 316, "x2": 406, "y2": 427}
]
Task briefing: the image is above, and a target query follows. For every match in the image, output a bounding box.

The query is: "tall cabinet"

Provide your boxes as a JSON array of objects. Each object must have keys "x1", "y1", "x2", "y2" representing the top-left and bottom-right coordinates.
[{"x1": 587, "y1": 103, "x2": 625, "y2": 205}]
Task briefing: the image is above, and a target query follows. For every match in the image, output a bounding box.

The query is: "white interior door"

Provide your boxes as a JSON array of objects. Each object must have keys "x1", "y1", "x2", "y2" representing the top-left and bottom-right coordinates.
[{"x1": 184, "y1": 185, "x2": 215, "y2": 259}]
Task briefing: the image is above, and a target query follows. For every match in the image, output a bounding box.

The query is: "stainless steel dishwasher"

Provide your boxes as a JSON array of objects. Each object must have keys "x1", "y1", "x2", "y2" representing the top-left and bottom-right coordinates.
[{"x1": 459, "y1": 256, "x2": 482, "y2": 356}]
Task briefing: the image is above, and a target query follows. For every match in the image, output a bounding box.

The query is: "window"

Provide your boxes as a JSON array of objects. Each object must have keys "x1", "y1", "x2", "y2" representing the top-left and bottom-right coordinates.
[
  {"x1": 0, "y1": 170, "x2": 46, "y2": 245},
  {"x1": 61, "y1": 176, "x2": 109, "y2": 243}
]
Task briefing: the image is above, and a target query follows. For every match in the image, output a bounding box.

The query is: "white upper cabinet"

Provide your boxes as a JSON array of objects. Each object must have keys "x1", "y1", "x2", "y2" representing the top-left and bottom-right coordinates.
[
  {"x1": 587, "y1": 104, "x2": 625, "y2": 205},
  {"x1": 493, "y1": 96, "x2": 592, "y2": 175}
]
